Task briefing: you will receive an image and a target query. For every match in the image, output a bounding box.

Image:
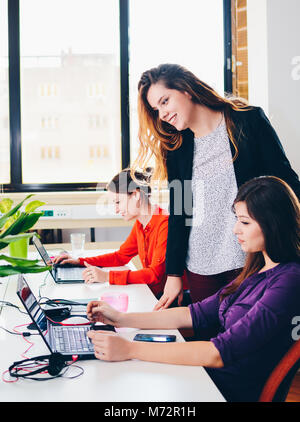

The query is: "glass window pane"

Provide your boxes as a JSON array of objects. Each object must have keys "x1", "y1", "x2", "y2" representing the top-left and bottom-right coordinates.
[
  {"x1": 20, "y1": 0, "x2": 121, "y2": 184},
  {"x1": 129, "y1": 0, "x2": 224, "y2": 164},
  {"x1": 0, "y1": 0, "x2": 10, "y2": 184}
]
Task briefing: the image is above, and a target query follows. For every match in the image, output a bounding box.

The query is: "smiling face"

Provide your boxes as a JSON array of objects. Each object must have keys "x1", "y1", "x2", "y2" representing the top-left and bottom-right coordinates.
[
  {"x1": 146, "y1": 82, "x2": 195, "y2": 131},
  {"x1": 107, "y1": 190, "x2": 140, "y2": 222},
  {"x1": 233, "y1": 201, "x2": 265, "y2": 254}
]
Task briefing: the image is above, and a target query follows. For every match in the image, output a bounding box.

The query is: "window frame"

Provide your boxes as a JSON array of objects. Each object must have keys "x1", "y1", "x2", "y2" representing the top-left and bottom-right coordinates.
[{"x1": 4, "y1": 0, "x2": 232, "y2": 193}]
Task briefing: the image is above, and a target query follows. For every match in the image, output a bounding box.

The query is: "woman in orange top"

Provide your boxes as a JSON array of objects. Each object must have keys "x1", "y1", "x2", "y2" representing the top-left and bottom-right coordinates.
[{"x1": 53, "y1": 168, "x2": 174, "y2": 298}]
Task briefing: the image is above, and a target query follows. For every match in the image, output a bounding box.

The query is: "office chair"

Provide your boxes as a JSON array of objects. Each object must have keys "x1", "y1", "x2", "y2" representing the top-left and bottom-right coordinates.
[{"x1": 259, "y1": 339, "x2": 300, "y2": 402}]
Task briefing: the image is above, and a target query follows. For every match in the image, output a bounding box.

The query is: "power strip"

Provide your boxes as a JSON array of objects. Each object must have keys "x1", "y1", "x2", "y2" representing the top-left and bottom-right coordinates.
[
  {"x1": 39, "y1": 204, "x2": 119, "y2": 220},
  {"x1": 40, "y1": 205, "x2": 72, "y2": 219}
]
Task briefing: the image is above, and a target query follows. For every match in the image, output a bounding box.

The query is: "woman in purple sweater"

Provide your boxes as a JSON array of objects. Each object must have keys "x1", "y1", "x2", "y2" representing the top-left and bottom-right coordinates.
[{"x1": 86, "y1": 176, "x2": 300, "y2": 402}]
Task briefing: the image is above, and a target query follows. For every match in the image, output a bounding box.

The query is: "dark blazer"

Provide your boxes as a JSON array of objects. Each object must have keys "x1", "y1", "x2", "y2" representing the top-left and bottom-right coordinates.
[{"x1": 165, "y1": 106, "x2": 300, "y2": 276}]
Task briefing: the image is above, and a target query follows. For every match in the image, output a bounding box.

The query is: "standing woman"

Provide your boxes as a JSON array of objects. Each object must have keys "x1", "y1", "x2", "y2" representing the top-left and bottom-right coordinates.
[{"x1": 133, "y1": 63, "x2": 300, "y2": 308}]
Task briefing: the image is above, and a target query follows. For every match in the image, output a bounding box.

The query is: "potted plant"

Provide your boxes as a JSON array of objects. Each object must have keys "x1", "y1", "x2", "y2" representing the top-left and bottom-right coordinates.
[{"x1": 0, "y1": 194, "x2": 51, "y2": 277}]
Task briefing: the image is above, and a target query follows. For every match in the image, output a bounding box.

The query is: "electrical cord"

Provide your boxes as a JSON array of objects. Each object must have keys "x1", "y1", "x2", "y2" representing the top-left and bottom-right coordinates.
[
  {"x1": 0, "y1": 326, "x2": 39, "y2": 337},
  {"x1": 1, "y1": 272, "x2": 85, "y2": 382},
  {"x1": 38, "y1": 271, "x2": 51, "y2": 299},
  {"x1": 0, "y1": 300, "x2": 28, "y2": 315},
  {"x1": 38, "y1": 296, "x2": 73, "y2": 315},
  {"x1": 4, "y1": 353, "x2": 84, "y2": 382},
  {"x1": 1, "y1": 318, "x2": 85, "y2": 382},
  {"x1": 39, "y1": 297, "x2": 89, "y2": 307}
]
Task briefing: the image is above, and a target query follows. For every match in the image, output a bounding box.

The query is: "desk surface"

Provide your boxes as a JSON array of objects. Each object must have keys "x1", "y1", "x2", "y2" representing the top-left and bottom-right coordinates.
[{"x1": 0, "y1": 250, "x2": 225, "y2": 402}]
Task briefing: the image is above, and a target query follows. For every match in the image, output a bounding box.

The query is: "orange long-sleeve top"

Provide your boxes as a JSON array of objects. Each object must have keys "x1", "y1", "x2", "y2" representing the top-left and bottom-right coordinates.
[{"x1": 78, "y1": 207, "x2": 170, "y2": 297}]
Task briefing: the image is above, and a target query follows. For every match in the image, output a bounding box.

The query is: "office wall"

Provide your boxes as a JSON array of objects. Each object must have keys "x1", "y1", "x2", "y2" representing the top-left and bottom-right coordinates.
[{"x1": 248, "y1": 0, "x2": 300, "y2": 175}]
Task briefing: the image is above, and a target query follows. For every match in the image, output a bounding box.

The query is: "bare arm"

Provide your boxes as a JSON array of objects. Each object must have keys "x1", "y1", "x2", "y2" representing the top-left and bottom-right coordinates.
[
  {"x1": 120, "y1": 306, "x2": 192, "y2": 329},
  {"x1": 87, "y1": 300, "x2": 192, "y2": 329},
  {"x1": 131, "y1": 339, "x2": 223, "y2": 367},
  {"x1": 87, "y1": 300, "x2": 223, "y2": 367},
  {"x1": 87, "y1": 330, "x2": 224, "y2": 368},
  {"x1": 153, "y1": 276, "x2": 184, "y2": 310}
]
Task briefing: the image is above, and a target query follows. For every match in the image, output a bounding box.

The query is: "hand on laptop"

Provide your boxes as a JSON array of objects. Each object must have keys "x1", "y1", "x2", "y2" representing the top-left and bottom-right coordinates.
[
  {"x1": 87, "y1": 300, "x2": 121, "y2": 326},
  {"x1": 86, "y1": 301, "x2": 133, "y2": 362},
  {"x1": 83, "y1": 262, "x2": 109, "y2": 284},
  {"x1": 87, "y1": 330, "x2": 132, "y2": 362},
  {"x1": 52, "y1": 253, "x2": 80, "y2": 266}
]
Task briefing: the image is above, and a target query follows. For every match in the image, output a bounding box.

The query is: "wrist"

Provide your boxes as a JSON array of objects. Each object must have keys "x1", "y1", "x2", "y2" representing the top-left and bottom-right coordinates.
[
  {"x1": 167, "y1": 275, "x2": 182, "y2": 280},
  {"x1": 117, "y1": 311, "x2": 127, "y2": 328},
  {"x1": 128, "y1": 339, "x2": 137, "y2": 360}
]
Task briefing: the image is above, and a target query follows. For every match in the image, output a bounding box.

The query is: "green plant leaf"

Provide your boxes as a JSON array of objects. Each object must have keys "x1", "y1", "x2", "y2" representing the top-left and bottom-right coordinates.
[
  {"x1": 0, "y1": 232, "x2": 35, "y2": 244},
  {"x1": 0, "y1": 232, "x2": 36, "y2": 250},
  {"x1": 0, "y1": 194, "x2": 34, "y2": 229},
  {"x1": 0, "y1": 254, "x2": 40, "y2": 267},
  {"x1": 17, "y1": 212, "x2": 44, "y2": 233},
  {"x1": 0, "y1": 216, "x2": 16, "y2": 234},
  {"x1": 0, "y1": 264, "x2": 51, "y2": 277},
  {"x1": 0, "y1": 213, "x2": 27, "y2": 238},
  {"x1": 25, "y1": 200, "x2": 45, "y2": 214},
  {"x1": 0, "y1": 198, "x2": 13, "y2": 214}
]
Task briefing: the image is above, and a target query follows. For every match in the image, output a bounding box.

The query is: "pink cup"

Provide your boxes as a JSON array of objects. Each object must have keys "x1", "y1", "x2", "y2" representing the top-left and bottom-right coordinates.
[{"x1": 99, "y1": 292, "x2": 128, "y2": 312}]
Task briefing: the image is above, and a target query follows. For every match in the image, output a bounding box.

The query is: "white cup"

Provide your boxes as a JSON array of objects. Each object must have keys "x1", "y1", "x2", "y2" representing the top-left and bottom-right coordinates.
[{"x1": 70, "y1": 233, "x2": 85, "y2": 258}]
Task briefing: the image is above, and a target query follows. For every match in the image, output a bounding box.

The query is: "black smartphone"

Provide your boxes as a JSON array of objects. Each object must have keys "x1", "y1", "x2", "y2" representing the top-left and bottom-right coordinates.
[
  {"x1": 133, "y1": 333, "x2": 176, "y2": 343},
  {"x1": 44, "y1": 306, "x2": 71, "y2": 319},
  {"x1": 90, "y1": 323, "x2": 116, "y2": 332}
]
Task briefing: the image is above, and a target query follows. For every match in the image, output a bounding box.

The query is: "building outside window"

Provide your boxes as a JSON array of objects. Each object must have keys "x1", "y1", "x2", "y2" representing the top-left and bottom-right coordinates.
[{"x1": 1, "y1": 0, "x2": 229, "y2": 190}]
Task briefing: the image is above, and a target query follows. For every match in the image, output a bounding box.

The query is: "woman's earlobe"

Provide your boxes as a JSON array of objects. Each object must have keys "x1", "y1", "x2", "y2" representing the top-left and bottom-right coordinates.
[
  {"x1": 184, "y1": 91, "x2": 192, "y2": 100},
  {"x1": 132, "y1": 190, "x2": 141, "y2": 203}
]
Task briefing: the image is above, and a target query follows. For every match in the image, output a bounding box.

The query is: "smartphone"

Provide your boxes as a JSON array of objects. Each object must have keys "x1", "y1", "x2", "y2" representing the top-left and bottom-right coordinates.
[
  {"x1": 90, "y1": 323, "x2": 116, "y2": 332},
  {"x1": 133, "y1": 333, "x2": 176, "y2": 343},
  {"x1": 44, "y1": 306, "x2": 71, "y2": 319}
]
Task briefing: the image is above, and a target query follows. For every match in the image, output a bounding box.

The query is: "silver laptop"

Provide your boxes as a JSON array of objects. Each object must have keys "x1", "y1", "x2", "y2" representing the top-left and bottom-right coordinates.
[
  {"x1": 32, "y1": 235, "x2": 84, "y2": 283},
  {"x1": 16, "y1": 274, "x2": 96, "y2": 360}
]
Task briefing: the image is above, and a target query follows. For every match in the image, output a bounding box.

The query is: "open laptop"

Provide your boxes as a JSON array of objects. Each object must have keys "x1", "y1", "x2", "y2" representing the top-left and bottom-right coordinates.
[
  {"x1": 32, "y1": 235, "x2": 85, "y2": 283},
  {"x1": 16, "y1": 274, "x2": 95, "y2": 360}
]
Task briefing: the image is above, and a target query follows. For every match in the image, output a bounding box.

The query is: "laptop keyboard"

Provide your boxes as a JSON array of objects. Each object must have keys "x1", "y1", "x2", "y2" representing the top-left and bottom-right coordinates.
[
  {"x1": 56, "y1": 267, "x2": 83, "y2": 280},
  {"x1": 53, "y1": 326, "x2": 94, "y2": 353}
]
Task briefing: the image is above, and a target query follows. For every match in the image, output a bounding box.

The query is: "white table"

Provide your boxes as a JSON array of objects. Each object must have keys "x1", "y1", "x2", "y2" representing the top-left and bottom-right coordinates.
[{"x1": 0, "y1": 250, "x2": 225, "y2": 403}]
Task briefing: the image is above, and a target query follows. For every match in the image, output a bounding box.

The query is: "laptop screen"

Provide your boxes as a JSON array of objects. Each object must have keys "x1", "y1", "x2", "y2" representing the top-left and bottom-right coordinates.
[
  {"x1": 17, "y1": 274, "x2": 52, "y2": 352},
  {"x1": 32, "y1": 236, "x2": 55, "y2": 278}
]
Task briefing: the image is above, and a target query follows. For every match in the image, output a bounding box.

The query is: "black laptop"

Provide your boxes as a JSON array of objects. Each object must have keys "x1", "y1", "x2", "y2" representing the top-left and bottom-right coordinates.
[
  {"x1": 16, "y1": 274, "x2": 96, "y2": 360},
  {"x1": 32, "y1": 235, "x2": 85, "y2": 283}
]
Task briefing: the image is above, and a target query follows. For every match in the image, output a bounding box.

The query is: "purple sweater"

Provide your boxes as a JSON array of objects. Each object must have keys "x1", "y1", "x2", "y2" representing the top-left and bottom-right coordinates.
[{"x1": 188, "y1": 262, "x2": 300, "y2": 402}]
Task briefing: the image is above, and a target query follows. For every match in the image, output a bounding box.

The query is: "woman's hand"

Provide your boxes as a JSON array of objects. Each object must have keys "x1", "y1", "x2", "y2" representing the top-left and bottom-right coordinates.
[
  {"x1": 87, "y1": 300, "x2": 123, "y2": 326},
  {"x1": 82, "y1": 262, "x2": 109, "y2": 284},
  {"x1": 87, "y1": 331, "x2": 132, "y2": 362},
  {"x1": 154, "y1": 276, "x2": 183, "y2": 311},
  {"x1": 52, "y1": 253, "x2": 80, "y2": 266}
]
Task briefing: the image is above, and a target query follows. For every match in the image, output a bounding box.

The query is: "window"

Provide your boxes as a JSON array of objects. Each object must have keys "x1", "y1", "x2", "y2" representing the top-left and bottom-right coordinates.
[
  {"x1": 20, "y1": 0, "x2": 121, "y2": 185},
  {"x1": 38, "y1": 83, "x2": 58, "y2": 98},
  {"x1": 41, "y1": 116, "x2": 59, "y2": 130},
  {"x1": 0, "y1": 0, "x2": 10, "y2": 184},
  {"x1": 129, "y1": 0, "x2": 225, "y2": 163},
  {"x1": 87, "y1": 83, "x2": 105, "y2": 99},
  {"x1": 231, "y1": 0, "x2": 249, "y2": 100},
  {"x1": 3, "y1": 0, "x2": 232, "y2": 192}
]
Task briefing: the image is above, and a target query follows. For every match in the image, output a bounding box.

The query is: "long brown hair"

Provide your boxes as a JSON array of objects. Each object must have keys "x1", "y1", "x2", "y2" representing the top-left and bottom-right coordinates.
[
  {"x1": 220, "y1": 176, "x2": 300, "y2": 301},
  {"x1": 132, "y1": 63, "x2": 250, "y2": 183}
]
